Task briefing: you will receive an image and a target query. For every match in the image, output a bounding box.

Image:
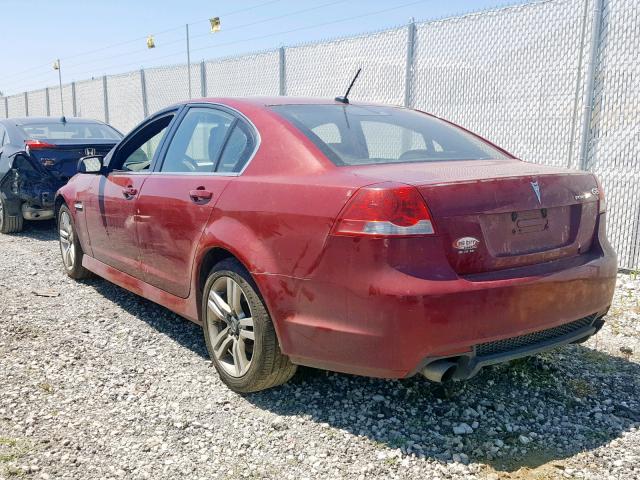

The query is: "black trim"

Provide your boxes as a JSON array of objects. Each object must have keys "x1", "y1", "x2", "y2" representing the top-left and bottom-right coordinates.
[
  {"x1": 415, "y1": 311, "x2": 608, "y2": 381},
  {"x1": 213, "y1": 118, "x2": 239, "y2": 172}
]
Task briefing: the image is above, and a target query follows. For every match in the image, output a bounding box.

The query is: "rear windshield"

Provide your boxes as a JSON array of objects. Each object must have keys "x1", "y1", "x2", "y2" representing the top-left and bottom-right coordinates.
[
  {"x1": 270, "y1": 104, "x2": 509, "y2": 166},
  {"x1": 18, "y1": 122, "x2": 122, "y2": 141}
]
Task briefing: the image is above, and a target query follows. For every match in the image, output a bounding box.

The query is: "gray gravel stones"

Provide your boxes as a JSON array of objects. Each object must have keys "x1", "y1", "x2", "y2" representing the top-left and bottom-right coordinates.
[{"x1": 1, "y1": 222, "x2": 639, "y2": 479}]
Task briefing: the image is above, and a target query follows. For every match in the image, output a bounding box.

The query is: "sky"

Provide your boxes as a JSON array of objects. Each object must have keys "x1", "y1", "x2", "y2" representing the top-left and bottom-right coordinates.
[{"x1": 0, "y1": 0, "x2": 528, "y2": 96}]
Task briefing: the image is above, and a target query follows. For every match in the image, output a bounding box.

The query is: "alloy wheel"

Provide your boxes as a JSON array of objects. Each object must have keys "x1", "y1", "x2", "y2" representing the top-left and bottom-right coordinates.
[
  {"x1": 206, "y1": 276, "x2": 255, "y2": 377},
  {"x1": 59, "y1": 211, "x2": 76, "y2": 270}
]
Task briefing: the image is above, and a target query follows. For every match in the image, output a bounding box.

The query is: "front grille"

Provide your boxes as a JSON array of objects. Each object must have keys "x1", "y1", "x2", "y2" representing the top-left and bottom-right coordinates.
[{"x1": 475, "y1": 315, "x2": 596, "y2": 357}]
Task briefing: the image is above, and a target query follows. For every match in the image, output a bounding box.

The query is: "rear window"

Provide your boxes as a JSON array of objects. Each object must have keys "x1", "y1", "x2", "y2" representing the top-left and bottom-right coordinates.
[
  {"x1": 18, "y1": 122, "x2": 121, "y2": 141},
  {"x1": 270, "y1": 104, "x2": 508, "y2": 166}
]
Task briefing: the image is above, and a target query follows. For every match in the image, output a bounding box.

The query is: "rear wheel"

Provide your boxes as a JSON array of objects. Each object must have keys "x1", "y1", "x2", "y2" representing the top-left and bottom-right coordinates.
[
  {"x1": 58, "y1": 205, "x2": 92, "y2": 279},
  {"x1": 202, "y1": 259, "x2": 296, "y2": 393},
  {"x1": 0, "y1": 198, "x2": 24, "y2": 234}
]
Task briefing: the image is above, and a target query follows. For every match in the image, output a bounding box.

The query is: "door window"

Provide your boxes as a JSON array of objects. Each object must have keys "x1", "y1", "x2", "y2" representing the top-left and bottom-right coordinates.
[
  {"x1": 112, "y1": 114, "x2": 174, "y2": 172},
  {"x1": 160, "y1": 108, "x2": 235, "y2": 173},
  {"x1": 216, "y1": 122, "x2": 256, "y2": 173}
]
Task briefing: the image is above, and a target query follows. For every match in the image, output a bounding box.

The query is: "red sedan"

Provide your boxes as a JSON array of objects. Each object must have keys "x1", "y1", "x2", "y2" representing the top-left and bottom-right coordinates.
[{"x1": 55, "y1": 98, "x2": 616, "y2": 393}]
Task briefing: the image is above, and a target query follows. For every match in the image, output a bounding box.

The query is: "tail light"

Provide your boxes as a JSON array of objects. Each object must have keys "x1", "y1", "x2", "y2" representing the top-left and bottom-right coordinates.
[
  {"x1": 25, "y1": 140, "x2": 56, "y2": 151},
  {"x1": 594, "y1": 175, "x2": 606, "y2": 213},
  {"x1": 332, "y1": 182, "x2": 435, "y2": 237}
]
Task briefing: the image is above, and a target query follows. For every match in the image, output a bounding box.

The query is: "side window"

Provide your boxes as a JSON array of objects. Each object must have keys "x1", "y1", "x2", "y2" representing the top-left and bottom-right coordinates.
[
  {"x1": 115, "y1": 114, "x2": 174, "y2": 172},
  {"x1": 160, "y1": 108, "x2": 234, "y2": 173},
  {"x1": 216, "y1": 122, "x2": 255, "y2": 173}
]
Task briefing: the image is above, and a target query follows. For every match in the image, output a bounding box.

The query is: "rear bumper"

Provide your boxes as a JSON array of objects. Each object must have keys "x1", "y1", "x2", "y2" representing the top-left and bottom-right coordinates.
[
  {"x1": 257, "y1": 214, "x2": 617, "y2": 379},
  {"x1": 423, "y1": 312, "x2": 605, "y2": 381},
  {"x1": 21, "y1": 203, "x2": 54, "y2": 221}
]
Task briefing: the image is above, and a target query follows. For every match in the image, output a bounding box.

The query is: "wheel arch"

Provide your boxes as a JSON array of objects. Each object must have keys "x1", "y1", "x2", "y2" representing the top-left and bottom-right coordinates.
[
  {"x1": 193, "y1": 242, "x2": 283, "y2": 346},
  {"x1": 194, "y1": 246, "x2": 254, "y2": 324},
  {"x1": 54, "y1": 194, "x2": 67, "y2": 223}
]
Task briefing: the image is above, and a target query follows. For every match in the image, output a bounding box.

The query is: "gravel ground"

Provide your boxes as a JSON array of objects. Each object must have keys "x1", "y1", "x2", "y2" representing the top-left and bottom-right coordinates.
[{"x1": 1, "y1": 221, "x2": 639, "y2": 480}]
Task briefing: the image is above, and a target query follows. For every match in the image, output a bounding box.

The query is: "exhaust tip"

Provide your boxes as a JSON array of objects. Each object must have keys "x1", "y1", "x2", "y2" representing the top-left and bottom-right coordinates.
[{"x1": 421, "y1": 359, "x2": 457, "y2": 383}]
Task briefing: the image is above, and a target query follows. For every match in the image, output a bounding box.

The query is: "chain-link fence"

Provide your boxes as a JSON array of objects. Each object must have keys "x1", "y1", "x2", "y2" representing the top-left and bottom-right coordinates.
[{"x1": 1, "y1": 0, "x2": 638, "y2": 269}]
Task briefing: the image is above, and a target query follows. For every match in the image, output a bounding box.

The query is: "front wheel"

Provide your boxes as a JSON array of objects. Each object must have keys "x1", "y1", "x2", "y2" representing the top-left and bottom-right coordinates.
[
  {"x1": 58, "y1": 205, "x2": 92, "y2": 279},
  {"x1": 202, "y1": 259, "x2": 296, "y2": 393}
]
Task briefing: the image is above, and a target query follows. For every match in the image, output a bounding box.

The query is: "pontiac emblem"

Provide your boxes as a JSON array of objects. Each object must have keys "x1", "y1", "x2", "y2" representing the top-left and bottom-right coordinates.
[{"x1": 530, "y1": 181, "x2": 541, "y2": 204}]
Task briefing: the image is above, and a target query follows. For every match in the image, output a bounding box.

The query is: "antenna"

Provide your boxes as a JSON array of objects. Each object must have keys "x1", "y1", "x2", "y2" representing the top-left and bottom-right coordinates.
[{"x1": 335, "y1": 68, "x2": 362, "y2": 104}]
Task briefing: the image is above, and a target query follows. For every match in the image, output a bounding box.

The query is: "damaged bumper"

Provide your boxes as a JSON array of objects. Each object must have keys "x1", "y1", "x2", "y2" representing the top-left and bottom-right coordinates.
[{"x1": 0, "y1": 152, "x2": 65, "y2": 220}]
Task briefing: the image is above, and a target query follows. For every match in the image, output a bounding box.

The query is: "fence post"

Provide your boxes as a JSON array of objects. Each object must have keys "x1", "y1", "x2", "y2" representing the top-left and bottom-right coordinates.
[
  {"x1": 279, "y1": 46, "x2": 286, "y2": 96},
  {"x1": 567, "y1": 0, "x2": 591, "y2": 169},
  {"x1": 404, "y1": 18, "x2": 416, "y2": 108},
  {"x1": 102, "y1": 75, "x2": 109, "y2": 124},
  {"x1": 24, "y1": 92, "x2": 29, "y2": 117},
  {"x1": 140, "y1": 69, "x2": 149, "y2": 118},
  {"x1": 71, "y1": 82, "x2": 77, "y2": 117},
  {"x1": 45, "y1": 88, "x2": 50, "y2": 116},
  {"x1": 200, "y1": 60, "x2": 207, "y2": 97},
  {"x1": 578, "y1": 0, "x2": 604, "y2": 171}
]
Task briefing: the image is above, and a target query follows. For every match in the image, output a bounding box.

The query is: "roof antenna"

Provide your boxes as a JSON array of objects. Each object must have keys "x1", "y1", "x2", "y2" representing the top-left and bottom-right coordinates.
[{"x1": 335, "y1": 68, "x2": 362, "y2": 104}]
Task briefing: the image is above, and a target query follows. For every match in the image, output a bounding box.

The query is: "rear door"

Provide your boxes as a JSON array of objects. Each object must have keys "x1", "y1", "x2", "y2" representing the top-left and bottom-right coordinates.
[
  {"x1": 136, "y1": 105, "x2": 257, "y2": 297},
  {"x1": 83, "y1": 112, "x2": 176, "y2": 278}
]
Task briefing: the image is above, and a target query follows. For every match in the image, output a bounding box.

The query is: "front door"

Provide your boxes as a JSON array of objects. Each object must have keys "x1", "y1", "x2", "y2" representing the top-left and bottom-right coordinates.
[
  {"x1": 84, "y1": 112, "x2": 175, "y2": 278},
  {"x1": 136, "y1": 105, "x2": 257, "y2": 298}
]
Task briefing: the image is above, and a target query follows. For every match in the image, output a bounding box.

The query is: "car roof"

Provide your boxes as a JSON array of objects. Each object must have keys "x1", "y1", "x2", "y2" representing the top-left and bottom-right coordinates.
[
  {"x1": 179, "y1": 97, "x2": 398, "y2": 109},
  {"x1": 4, "y1": 116, "x2": 106, "y2": 126}
]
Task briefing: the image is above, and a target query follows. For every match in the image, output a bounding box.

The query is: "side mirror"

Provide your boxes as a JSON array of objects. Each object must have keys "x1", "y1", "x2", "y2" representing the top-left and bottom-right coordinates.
[{"x1": 78, "y1": 155, "x2": 104, "y2": 174}]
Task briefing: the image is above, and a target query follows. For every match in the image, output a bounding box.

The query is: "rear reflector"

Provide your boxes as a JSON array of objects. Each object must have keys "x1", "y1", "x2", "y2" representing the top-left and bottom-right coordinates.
[
  {"x1": 25, "y1": 139, "x2": 56, "y2": 150},
  {"x1": 333, "y1": 182, "x2": 435, "y2": 237}
]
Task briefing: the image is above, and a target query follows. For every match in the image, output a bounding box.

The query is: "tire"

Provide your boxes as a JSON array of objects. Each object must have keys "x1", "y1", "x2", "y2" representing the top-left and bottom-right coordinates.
[
  {"x1": 0, "y1": 198, "x2": 24, "y2": 234},
  {"x1": 202, "y1": 258, "x2": 297, "y2": 393},
  {"x1": 58, "y1": 204, "x2": 92, "y2": 280}
]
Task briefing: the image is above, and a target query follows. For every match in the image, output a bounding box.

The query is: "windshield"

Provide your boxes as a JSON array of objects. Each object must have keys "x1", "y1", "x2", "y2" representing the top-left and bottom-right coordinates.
[
  {"x1": 18, "y1": 122, "x2": 122, "y2": 141},
  {"x1": 270, "y1": 104, "x2": 509, "y2": 166}
]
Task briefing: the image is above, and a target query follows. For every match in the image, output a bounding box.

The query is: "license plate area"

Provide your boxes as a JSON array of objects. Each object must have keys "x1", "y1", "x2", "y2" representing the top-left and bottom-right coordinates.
[
  {"x1": 512, "y1": 209, "x2": 549, "y2": 234},
  {"x1": 481, "y1": 206, "x2": 575, "y2": 257}
]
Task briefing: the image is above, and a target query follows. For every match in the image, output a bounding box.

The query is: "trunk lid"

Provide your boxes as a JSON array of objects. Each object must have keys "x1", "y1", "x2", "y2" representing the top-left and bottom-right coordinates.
[
  {"x1": 28, "y1": 140, "x2": 116, "y2": 180},
  {"x1": 349, "y1": 159, "x2": 600, "y2": 274}
]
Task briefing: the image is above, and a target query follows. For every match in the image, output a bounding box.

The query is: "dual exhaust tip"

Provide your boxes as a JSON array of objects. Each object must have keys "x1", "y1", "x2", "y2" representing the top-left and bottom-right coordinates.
[{"x1": 421, "y1": 359, "x2": 458, "y2": 383}]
